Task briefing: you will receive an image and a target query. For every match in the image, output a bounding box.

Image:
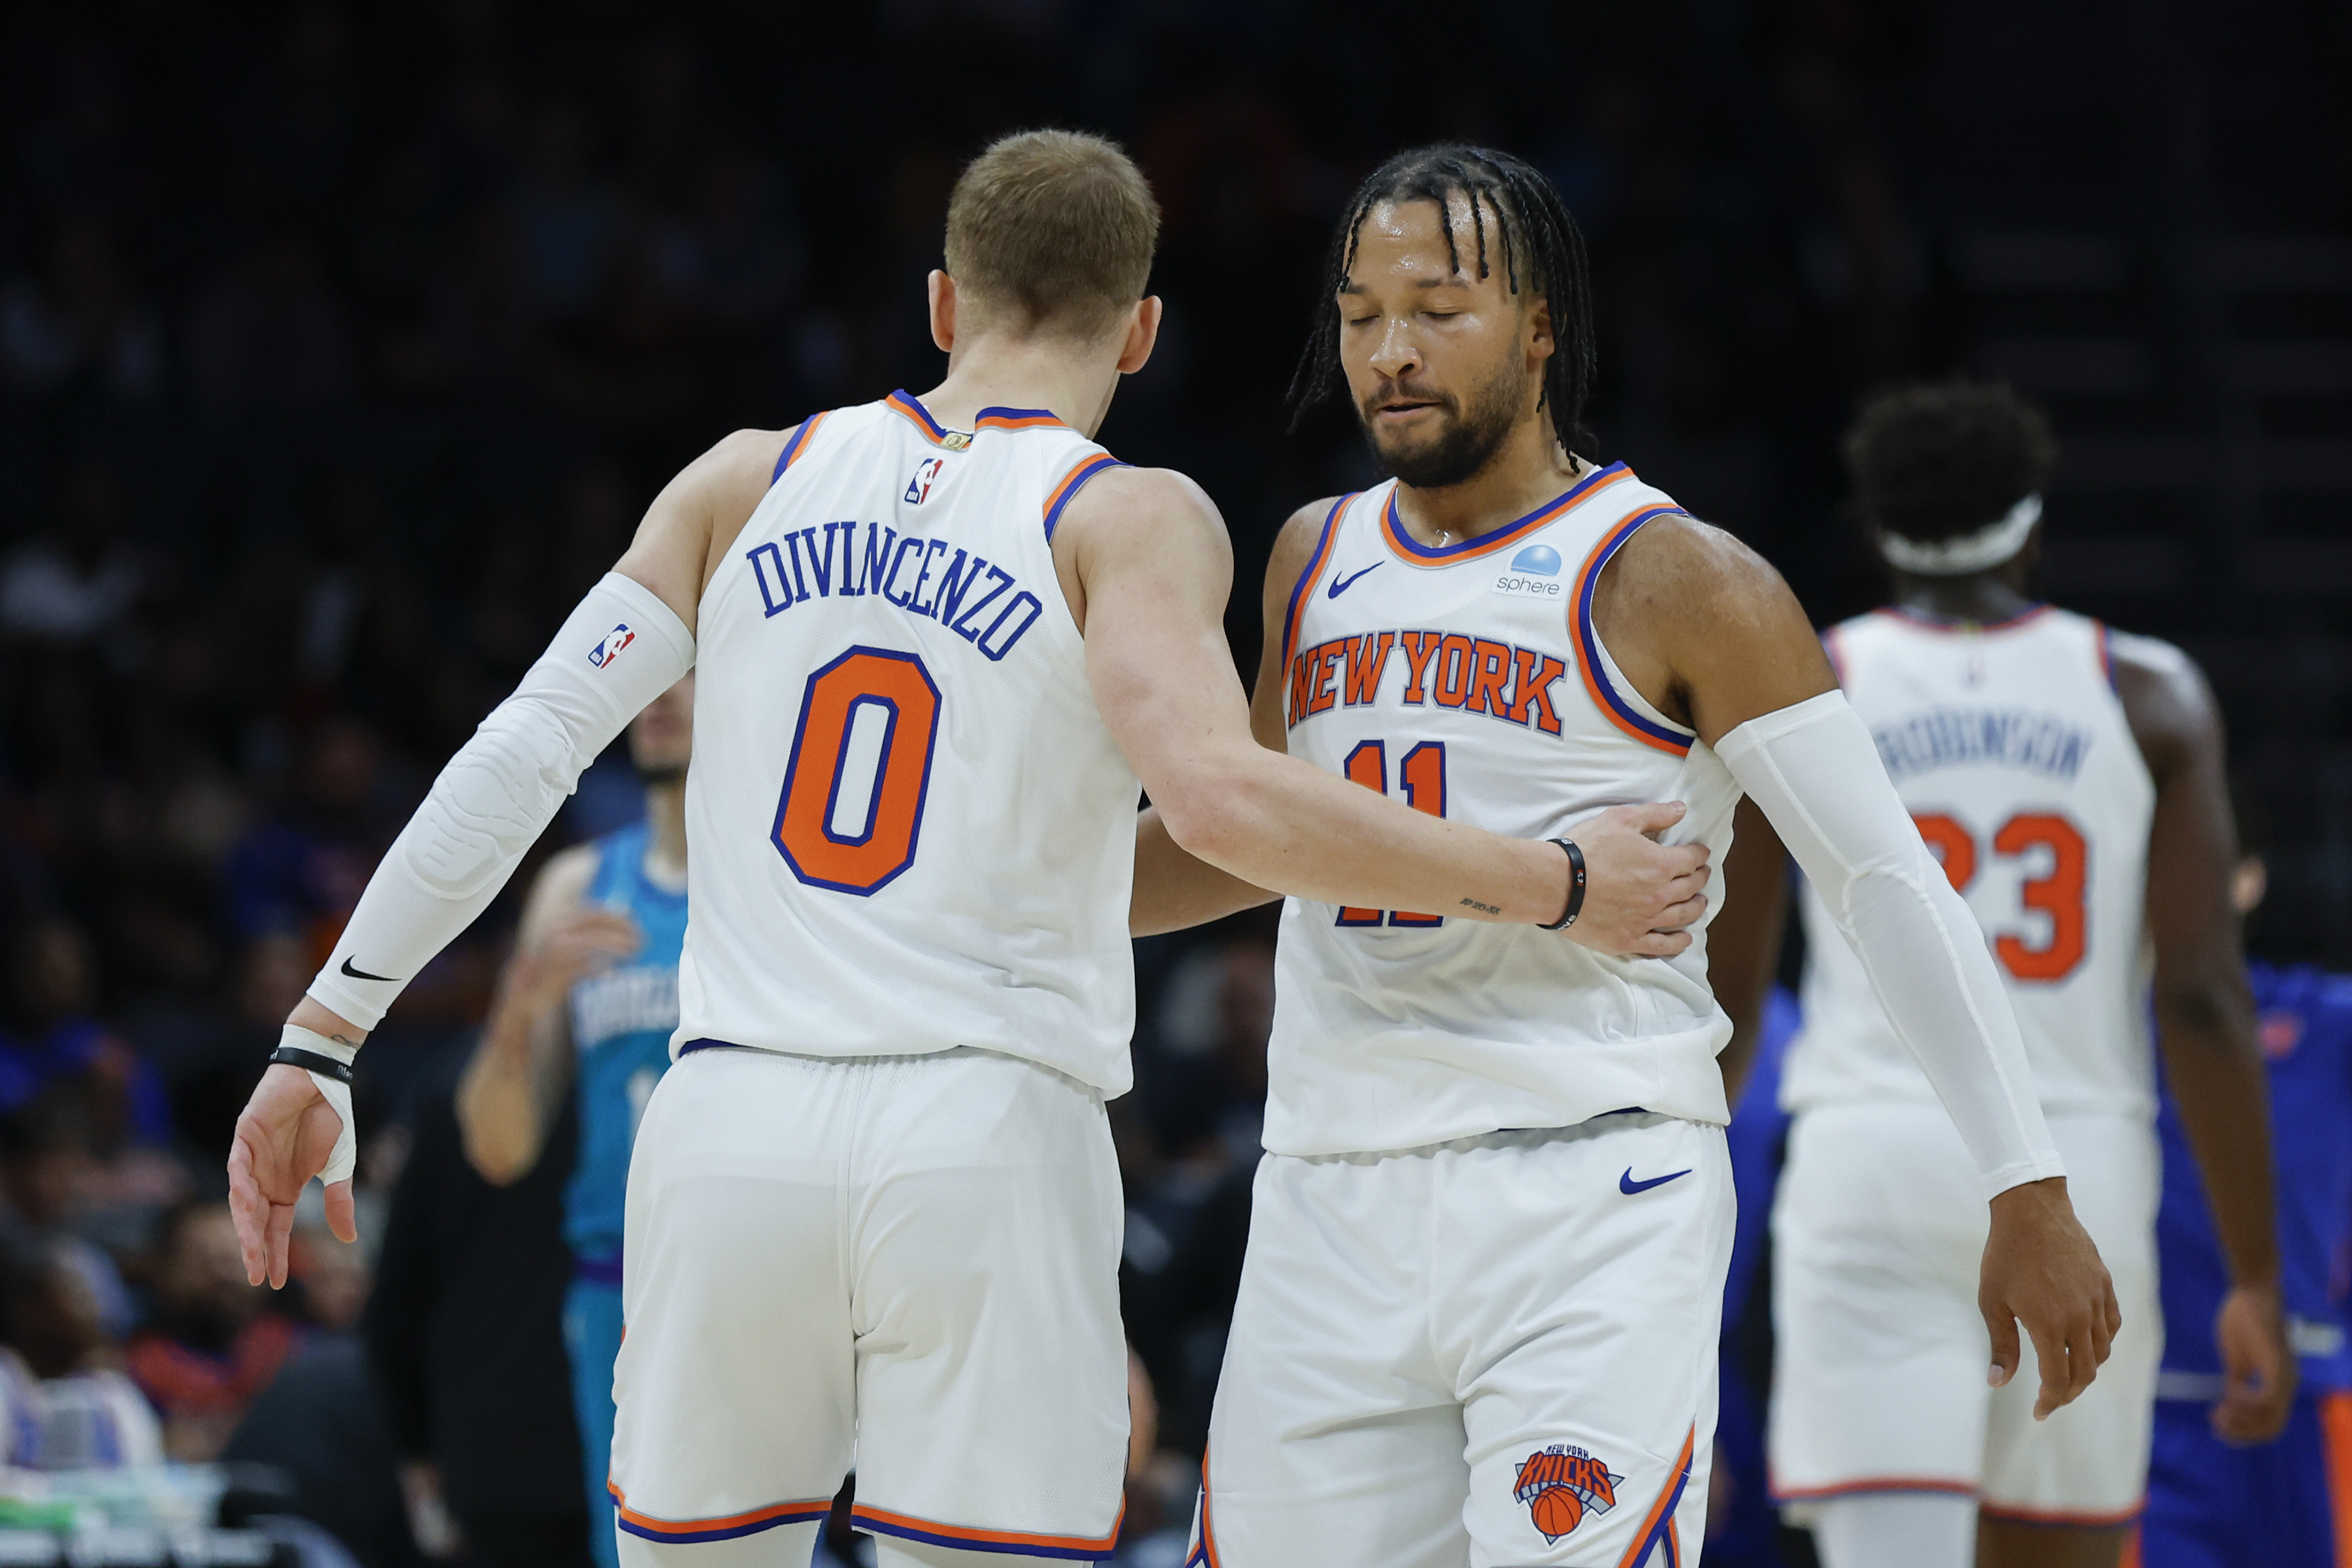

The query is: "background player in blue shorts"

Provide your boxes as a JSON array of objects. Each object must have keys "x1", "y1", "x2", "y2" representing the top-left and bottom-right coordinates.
[
  {"x1": 455, "y1": 675, "x2": 693, "y2": 1568},
  {"x1": 2142, "y1": 844, "x2": 2352, "y2": 1567}
]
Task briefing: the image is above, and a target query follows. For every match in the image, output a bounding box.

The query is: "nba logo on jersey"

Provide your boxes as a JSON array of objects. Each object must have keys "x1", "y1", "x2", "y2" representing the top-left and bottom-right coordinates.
[
  {"x1": 905, "y1": 456, "x2": 947, "y2": 505},
  {"x1": 1512, "y1": 1443, "x2": 1621, "y2": 1544},
  {"x1": 1493, "y1": 543, "x2": 1564, "y2": 599},
  {"x1": 589, "y1": 624, "x2": 636, "y2": 668}
]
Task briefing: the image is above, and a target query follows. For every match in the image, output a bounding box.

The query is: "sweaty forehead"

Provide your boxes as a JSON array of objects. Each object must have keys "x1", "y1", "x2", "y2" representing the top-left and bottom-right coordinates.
[{"x1": 1341, "y1": 193, "x2": 1511, "y2": 294}]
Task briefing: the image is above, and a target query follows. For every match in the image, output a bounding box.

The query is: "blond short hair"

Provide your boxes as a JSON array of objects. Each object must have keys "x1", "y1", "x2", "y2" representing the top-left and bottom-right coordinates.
[{"x1": 943, "y1": 129, "x2": 1160, "y2": 340}]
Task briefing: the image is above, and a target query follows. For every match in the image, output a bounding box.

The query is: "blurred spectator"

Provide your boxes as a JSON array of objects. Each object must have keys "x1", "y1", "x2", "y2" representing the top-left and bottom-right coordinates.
[
  {"x1": 367, "y1": 1069, "x2": 589, "y2": 1567},
  {"x1": 127, "y1": 1200, "x2": 298, "y2": 1462},
  {"x1": 1, "y1": 921, "x2": 171, "y2": 1150},
  {"x1": 225, "y1": 718, "x2": 395, "y2": 958},
  {"x1": 226, "y1": 1214, "x2": 412, "y2": 1568},
  {"x1": 0, "y1": 1235, "x2": 161, "y2": 1470},
  {"x1": 0, "y1": 463, "x2": 146, "y2": 647},
  {"x1": 0, "y1": 1097, "x2": 135, "y2": 1340}
]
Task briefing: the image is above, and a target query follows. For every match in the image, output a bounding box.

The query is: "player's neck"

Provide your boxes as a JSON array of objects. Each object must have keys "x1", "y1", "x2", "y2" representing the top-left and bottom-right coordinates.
[
  {"x1": 1891, "y1": 571, "x2": 2036, "y2": 625},
  {"x1": 1390, "y1": 417, "x2": 1588, "y2": 546},
  {"x1": 643, "y1": 781, "x2": 687, "y2": 893},
  {"x1": 917, "y1": 334, "x2": 1121, "y2": 440}
]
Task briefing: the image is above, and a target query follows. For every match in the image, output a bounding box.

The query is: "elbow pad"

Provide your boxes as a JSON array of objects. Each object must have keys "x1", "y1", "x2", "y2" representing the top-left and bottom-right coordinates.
[
  {"x1": 1717, "y1": 691, "x2": 2064, "y2": 1197},
  {"x1": 307, "y1": 573, "x2": 694, "y2": 1031}
]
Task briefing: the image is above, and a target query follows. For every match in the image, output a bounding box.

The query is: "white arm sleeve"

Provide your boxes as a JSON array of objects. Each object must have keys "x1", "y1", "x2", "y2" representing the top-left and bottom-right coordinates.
[
  {"x1": 306, "y1": 572, "x2": 694, "y2": 1031},
  {"x1": 1716, "y1": 691, "x2": 2065, "y2": 1198}
]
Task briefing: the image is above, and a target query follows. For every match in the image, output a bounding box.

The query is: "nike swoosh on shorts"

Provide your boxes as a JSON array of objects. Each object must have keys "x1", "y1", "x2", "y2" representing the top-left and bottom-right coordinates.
[{"x1": 1619, "y1": 1167, "x2": 1691, "y2": 1195}]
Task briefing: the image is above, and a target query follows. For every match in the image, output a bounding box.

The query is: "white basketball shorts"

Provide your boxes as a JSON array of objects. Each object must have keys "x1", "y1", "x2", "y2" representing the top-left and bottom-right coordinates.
[
  {"x1": 1769, "y1": 1102, "x2": 2161, "y2": 1527},
  {"x1": 608, "y1": 1044, "x2": 1128, "y2": 1558},
  {"x1": 1192, "y1": 1112, "x2": 1734, "y2": 1568}
]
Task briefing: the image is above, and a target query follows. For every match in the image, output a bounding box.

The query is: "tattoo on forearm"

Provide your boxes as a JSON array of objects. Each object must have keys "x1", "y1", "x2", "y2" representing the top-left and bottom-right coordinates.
[{"x1": 1458, "y1": 896, "x2": 1501, "y2": 915}]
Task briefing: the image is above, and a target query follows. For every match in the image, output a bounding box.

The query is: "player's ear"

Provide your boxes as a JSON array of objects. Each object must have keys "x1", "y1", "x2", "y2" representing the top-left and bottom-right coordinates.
[
  {"x1": 1526, "y1": 293, "x2": 1555, "y2": 366},
  {"x1": 928, "y1": 270, "x2": 958, "y2": 353},
  {"x1": 1117, "y1": 296, "x2": 1163, "y2": 376}
]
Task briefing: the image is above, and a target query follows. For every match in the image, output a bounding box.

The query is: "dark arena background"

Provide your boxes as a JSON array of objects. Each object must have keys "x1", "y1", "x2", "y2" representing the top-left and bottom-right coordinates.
[{"x1": 0, "y1": 2, "x2": 2345, "y2": 1565}]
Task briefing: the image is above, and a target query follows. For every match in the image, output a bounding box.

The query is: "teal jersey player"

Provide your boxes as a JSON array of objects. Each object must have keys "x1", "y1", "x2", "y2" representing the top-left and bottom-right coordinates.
[
  {"x1": 455, "y1": 674, "x2": 694, "y2": 1568},
  {"x1": 564, "y1": 819, "x2": 686, "y2": 1267}
]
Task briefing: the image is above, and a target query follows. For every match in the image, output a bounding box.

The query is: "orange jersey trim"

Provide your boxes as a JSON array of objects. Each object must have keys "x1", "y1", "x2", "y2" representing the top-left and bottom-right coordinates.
[
  {"x1": 1279, "y1": 494, "x2": 1353, "y2": 670},
  {"x1": 1615, "y1": 1425, "x2": 1697, "y2": 1568},
  {"x1": 885, "y1": 389, "x2": 955, "y2": 445},
  {"x1": 1043, "y1": 453, "x2": 1128, "y2": 541},
  {"x1": 975, "y1": 406, "x2": 1067, "y2": 431},
  {"x1": 1379, "y1": 463, "x2": 1633, "y2": 566},
  {"x1": 1771, "y1": 1475, "x2": 1978, "y2": 1503},
  {"x1": 1571, "y1": 504, "x2": 1697, "y2": 756},
  {"x1": 852, "y1": 1499, "x2": 1123, "y2": 1559},
  {"x1": 606, "y1": 1480, "x2": 832, "y2": 1543},
  {"x1": 1187, "y1": 1451, "x2": 1223, "y2": 1568},
  {"x1": 771, "y1": 410, "x2": 831, "y2": 482},
  {"x1": 1978, "y1": 1497, "x2": 2144, "y2": 1529},
  {"x1": 2322, "y1": 1390, "x2": 2352, "y2": 1567}
]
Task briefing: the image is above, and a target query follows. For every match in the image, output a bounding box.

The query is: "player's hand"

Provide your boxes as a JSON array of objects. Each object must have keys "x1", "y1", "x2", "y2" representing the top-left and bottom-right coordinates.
[
  {"x1": 1560, "y1": 802, "x2": 1712, "y2": 957},
  {"x1": 228, "y1": 1063, "x2": 357, "y2": 1290},
  {"x1": 1978, "y1": 1177, "x2": 2120, "y2": 1419},
  {"x1": 502, "y1": 906, "x2": 642, "y2": 1016},
  {"x1": 2211, "y1": 1281, "x2": 2296, "y2": 1445}
]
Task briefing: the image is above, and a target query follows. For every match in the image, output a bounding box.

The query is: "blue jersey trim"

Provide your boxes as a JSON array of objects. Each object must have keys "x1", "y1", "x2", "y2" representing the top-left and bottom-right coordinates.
[{"x1": 1042, "y1": 455, "x2": 1128, "y2": 542}]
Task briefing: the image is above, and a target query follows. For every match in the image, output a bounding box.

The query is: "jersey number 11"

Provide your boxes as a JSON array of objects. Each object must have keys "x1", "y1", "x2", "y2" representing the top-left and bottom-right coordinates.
[{"x1": 1337, "y1": 740, "x2": 1450, "y2": 928}]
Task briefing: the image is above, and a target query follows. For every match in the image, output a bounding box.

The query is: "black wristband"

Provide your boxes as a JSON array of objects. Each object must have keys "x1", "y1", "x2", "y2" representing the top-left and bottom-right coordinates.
[
  {"x1": 270, "y1": 1045, "x2": 355, "y2": 1085},
  {"x1": 1539, "y1": 838, "x2": 1587, "y2": 931}
]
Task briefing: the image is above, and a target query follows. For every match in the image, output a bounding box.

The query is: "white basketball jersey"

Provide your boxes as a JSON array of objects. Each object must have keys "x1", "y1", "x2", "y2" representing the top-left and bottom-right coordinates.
[
  {"x1": 676, "y1": 391, "x2": 1140, "y2": 1094},
  {"x1": 1782, "y1": 606, "x2": 2157, "y2": 1120},
  {"x1": 1268, "y1": 465, "x2": 1745, "y2": 1158}
]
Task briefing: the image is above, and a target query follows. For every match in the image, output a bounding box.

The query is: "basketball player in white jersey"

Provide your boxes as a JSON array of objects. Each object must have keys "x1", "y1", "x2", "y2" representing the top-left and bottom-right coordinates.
[
  {"x1": 1722, "y1": 383, "x2": 2294, "y2": 1568},
  {"x1": 221, "y1": 133, "x2": 1721, "y2": 1568},
  {"x1": 1132, "y1": 146, "x2": 2119, "y2": 1568}
]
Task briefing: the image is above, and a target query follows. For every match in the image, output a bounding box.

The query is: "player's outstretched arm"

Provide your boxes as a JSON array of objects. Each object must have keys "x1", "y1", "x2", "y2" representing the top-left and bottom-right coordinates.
[
  {"x1": 230, "y1": 427, "x2": 783, "y2": 1289},
  {"x1": 455, "y1": 847, "x2": 639, "y2": 1184},
  {"x1": 1069, "y1": 469, "x2": 1582, "y2": 924},
  {"x1": 1608, "y1": 516, "x2": 2117, "y2": 1417},
  {"x1": 2115, "y1": 634, "x2": 2293, "y2": 1443},
  {"x1": 1122, "y1": 491, "x2": 1714, "y2": 953}
]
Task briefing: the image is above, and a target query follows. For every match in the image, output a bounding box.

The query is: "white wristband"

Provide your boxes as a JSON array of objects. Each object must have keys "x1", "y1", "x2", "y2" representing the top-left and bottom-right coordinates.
[{"x1": 279, "y1": 1025, "x2": 358, "y2": 1187}]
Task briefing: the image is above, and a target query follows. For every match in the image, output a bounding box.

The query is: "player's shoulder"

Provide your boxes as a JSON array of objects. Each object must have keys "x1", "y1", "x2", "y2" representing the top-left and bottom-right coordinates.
[
  {"x1": 1606, "y1": 506, "x2": 1786, "y2": 610},
  {"x1": 1057, "y1": 463, "x2": 1224, "y2": 532},
  {"x1": 1051, "y1": 465, "x2": 1232, "y2": 578},
  {"x1": 2101, "y1": 623, "x2": 2216, "y2": 745},
  {"x1": 2103, "y1": 626, "x2": 2198, "y2": 684}
]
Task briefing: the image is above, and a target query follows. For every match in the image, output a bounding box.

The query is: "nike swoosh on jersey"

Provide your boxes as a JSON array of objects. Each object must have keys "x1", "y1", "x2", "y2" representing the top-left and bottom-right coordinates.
[
  {"x1": 1619, "y1": 1167, "x2": 1691, "y2": 1195},
  {"x1": 1326, "y1": 563, "x2": 1383, "y2": 598},
  {"x1": 339, "y1": 957, "x2": 399, "y2": 983}
]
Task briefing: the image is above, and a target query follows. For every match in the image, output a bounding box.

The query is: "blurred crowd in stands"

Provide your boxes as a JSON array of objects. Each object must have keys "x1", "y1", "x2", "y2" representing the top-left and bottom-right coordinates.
[{"x1": 0, "y1": 1, "x2": 2339, "y2": 1565}]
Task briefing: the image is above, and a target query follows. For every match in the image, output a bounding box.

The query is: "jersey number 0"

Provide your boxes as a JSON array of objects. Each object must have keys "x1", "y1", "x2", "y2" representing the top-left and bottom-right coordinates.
[{"x1": 774, "y1": 646, "x2": 941, "y2": 895}]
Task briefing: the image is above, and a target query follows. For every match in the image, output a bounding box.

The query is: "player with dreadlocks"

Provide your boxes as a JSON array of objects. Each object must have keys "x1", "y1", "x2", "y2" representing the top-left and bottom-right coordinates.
[{"x1": 1131, "y1": 144, "x2": 2119, "y2": 1567}]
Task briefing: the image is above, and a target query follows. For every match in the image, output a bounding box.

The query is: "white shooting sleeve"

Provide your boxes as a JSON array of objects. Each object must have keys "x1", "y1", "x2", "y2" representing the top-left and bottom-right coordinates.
[
  {"x1": 306, "y1": 572, "x2": 695, "y2": 1031},
  {"x1": 1716, "y1": 691, "x2": 2065, "y2": 1198}
]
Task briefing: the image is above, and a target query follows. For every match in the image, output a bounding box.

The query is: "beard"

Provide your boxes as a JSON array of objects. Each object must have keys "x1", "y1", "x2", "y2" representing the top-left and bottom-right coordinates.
[{"x1": 1356, "y1": 360, "x2": 1530, "y2": 490}]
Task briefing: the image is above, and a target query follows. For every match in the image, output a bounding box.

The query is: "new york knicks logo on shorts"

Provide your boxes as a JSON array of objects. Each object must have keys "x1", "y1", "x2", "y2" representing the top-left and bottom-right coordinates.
[{"x1": 1513, "y1": 1443, "x2": 1621, "y2": 1544}]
